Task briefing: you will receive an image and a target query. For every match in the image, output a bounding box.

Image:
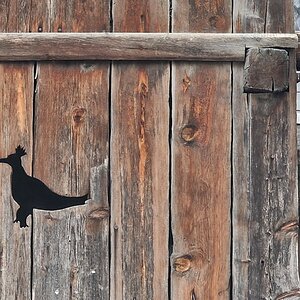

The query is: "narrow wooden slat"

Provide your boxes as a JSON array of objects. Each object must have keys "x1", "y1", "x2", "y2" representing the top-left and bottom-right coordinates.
[
  {"x1": 0, "y1": 33, "x2": 297, "y2": 61},
  {"x1": 171, "y1": 0, "x2": 232, "y2": 298},
  {"x1": 110, "y1": 1, "x2": 170, "y2": 299},
  {"x1": 0, "y1": 63, "x2": 33, "y2": 300},
  {"x1": 111, "y1": 63, "x2": 170, "y2": 300},
  {"x1": 233, "y1": 1, "x2": 300, "y2": 298},
  {"x1": 0, "y1": 3, "x2": 34, "y2": 299},
  {"x1": 32, "y1": 62, "x2": 109, "y2": 300},
  {"x1": 232, "y1": 62, "x2": 250, "y2": 299}
]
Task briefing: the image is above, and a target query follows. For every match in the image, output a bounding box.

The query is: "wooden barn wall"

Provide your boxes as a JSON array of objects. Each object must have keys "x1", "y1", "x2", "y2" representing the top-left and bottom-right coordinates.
[{"x1": 0, "y1": 1, "x2": 298, "y2": 300}]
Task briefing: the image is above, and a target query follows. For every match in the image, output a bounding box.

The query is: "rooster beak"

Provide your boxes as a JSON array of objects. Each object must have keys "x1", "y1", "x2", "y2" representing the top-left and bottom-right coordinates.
[{"x1": 0, "y1": 158, "x2": 7, "y2": 163}]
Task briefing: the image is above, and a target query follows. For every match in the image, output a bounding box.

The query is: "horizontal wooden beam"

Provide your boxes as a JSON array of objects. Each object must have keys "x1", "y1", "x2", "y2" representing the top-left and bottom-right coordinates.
[{"x1": 0, "y1": 33, "x2": 297, "y2": 61}]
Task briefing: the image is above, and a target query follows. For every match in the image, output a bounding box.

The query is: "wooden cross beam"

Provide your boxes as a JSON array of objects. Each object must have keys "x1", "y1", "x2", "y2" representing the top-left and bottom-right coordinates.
[{"x1": 0, "y1": 32, "x2": 297, "y2": 61}]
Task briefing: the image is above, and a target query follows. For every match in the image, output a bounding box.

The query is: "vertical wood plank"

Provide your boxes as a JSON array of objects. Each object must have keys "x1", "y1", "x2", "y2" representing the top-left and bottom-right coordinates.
[
  {"x1": 111, "y1": 1, "x2": 169, "y2": 299},
  {"x1": 171, "y1": 0, "x2": 232, "y2": 299},
  {"x1": 0, "y1": 3, "x2": 33, "y2": 299},
  {"x1": 0, "y1": 0, "x2": 32, "y2": 32},
  {"x1": 233, "y1": 0, "x2": 300, "y2": 298},
  {"x1": 111, "y1": 63, "x2": 170, "y2": 300},
  {"x1": 29, "y1": 1, "x2": 111, "y2": 299},
  {"x1": 0, "y1": 63, "x2": 33, "y2": 300},
  {"x1": 29, "y1": 0, "x2": 110, "y2": 33},
  {"x1": 232, "y1": 63, "x2": 250, "y2": 299},
  {"x1": 32, "y1": 62, "x2": 109, "y2": 300}
]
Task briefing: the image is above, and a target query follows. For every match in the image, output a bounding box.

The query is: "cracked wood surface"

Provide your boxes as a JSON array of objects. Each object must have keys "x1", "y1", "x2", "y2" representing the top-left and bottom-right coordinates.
[
  {"x1": 32, "y1": 62, "x2": 109, "y2": 300},
  {"x1": 0, "y1": 1, "x2": 110, "y2": 300},
  {"x1": 0, "y1": 5, "x2": 34, "y2": 299},
  {"x1": 170, "y1": 0, "x2": 232, "y2": 299},
  {"x1": 29, "y1": 1, "x2": 111, "y2": 299},
  {"x1": 233, "y1": 0, "x2": 299, "y2": 299},
  {"x1": 244, "y1": 48, "x2": 289, "y2": 93},
  {"x1": 110, "y1": 1, "x2": 170, "y2": 299},
  {"x1": 0, "y1": 63, "x2": 33, "y2": 300}
]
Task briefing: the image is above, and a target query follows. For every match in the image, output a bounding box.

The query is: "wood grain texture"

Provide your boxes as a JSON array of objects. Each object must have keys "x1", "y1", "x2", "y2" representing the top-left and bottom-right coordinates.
[
  {"x1": 0, "y1": 63, "x2": 33, "y2": 300},
  {"x1": 232, "y1": 62, "x2": 251, "y2": 299},
  {"x1": 0, "y1": 33, "x2": 297, "y2": 61},
  {"x1": 27, "y1": 1, "x2": 111, "y2": 299},
  {"x1": 234, "y1": 0, "x2": 294, "y2": 33},
  {"x1": 171, "y1": 63, "x2": 231, "y2": 299},
  {"x1": 111, "y1": 63, "x2": 170, "y2": 300},
  {"x1": 233, "y1": 0, "x2": 299, "y2": 298},
  {"x1": 172, "y1": 0, "x2": 231, "y2": 33},
  {"x1": 244, "y1": 48, "x2": 289, "y2": 93},
  {"x1": 0, "y1": 0, "x2": 31, "y2": 32},
  {"x1": 0, "y1": 3, "x2": 34, "y2": 299},
  {"x1": 111, "y1": 2, "x2": 169, "y2": 299},
  {"x1": 171, "y1": 0, "x2": 232, "y2": 298},
  {"x1": 32, "y1": 63, "x2": 109, "y2": 300},
  {"x1": 29, "y1": 0, "x2": 110, "y2": 32}
]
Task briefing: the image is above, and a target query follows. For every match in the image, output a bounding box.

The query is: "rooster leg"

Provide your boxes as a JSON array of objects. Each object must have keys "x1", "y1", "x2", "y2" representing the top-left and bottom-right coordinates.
[{"x1": 14, "y1": 206, "x2": 32, "y2": 228}]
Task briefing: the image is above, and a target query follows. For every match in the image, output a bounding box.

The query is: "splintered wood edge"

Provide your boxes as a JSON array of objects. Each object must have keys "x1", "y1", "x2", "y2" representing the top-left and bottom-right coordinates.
[{"x1": 0, "y1": 33, "x2": 297, "y2": 61}]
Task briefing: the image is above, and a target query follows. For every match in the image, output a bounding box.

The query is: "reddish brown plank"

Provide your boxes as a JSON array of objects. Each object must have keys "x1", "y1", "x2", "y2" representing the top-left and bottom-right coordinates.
[
  {"x1": 171, "y1": 62, "x2": 231, "y2": 299},
  {"x1": 111, "y1": 1, "x2": 169, "y2": 299},
  {"x1": 27, "y1": 1, "x2": 111, "y2": 299},
  {"x1": 32, "y1": 62, "x2": 109, "y2": 300},
  {"x1": 29, "y1": 0, "x2": 110, "y2": 32},
  {"x1": 0, "y1": 63, "x2": 33, "y2": 300},
  {"x1": 111, "y1": 63, "x2": 170, "y2": 300},
  {"x1": 0, "y1": 3, "x2": 34, "y2": 299},
  {"x1": 171, "y1": 0, "x2": 232, "y2": 298}
]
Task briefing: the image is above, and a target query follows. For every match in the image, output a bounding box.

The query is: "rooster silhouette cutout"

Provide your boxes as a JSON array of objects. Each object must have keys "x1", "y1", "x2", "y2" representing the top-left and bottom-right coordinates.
[{"x1": 0, "y1": 146, "x2": 88, "y2": 228}]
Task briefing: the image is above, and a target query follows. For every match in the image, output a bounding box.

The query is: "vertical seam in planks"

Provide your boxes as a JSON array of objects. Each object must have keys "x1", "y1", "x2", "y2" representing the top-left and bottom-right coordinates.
[
  {"x1": 30, "y1": 61, "x2": 39, "y2": 300},
  {"x1": 168, "y1": 60, "x2": 173, "y2": 300},
  {"x1": 168, "y1": 2, "x2": 173, "y2": 299},
  {"x1": 108, "y1": 60, "x2": 113, "y2": 299},
  {"x1": 230, "y1": 60, "x2": 234, "y2": 299}
]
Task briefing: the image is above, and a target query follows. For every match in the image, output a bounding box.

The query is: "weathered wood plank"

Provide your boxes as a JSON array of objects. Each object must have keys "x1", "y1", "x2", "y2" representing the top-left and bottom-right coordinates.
[
  {"x1": 234, "y1": 0, "x2": 294, "y2": 33},
  {"x1": 171, "y1": 62, "x2": 232, "y2": 299},
  {"x1": 0, "y1": 63, "x2": 33, "y2": 300},
  {"x1": 232, "y1": 62, "x2": 251, "y2": 299},
  {"x1": 171, "y1": 0, "x2": 232, "y2": 298},
  {"x1": 244, "y1": 48, "x2": 289, "y2": 93},
  {"x1": 111, "y1": 1, "x2": 169, "y2": 299},
  {"x1": 29, "y1": 1, "x2": 111, "y2": 299},
  {"x1": 0, "y1": 3, "x2": 34, "y2": 299},
  {"x1": 0, "y1": 33, "x2": 297, "y2": 61},
  {"x1": 29, "y1": 0, "x2": 110, "y2": 32},
  {"x1": 0, "y1": 0, "x2": 32, "y2": 32},
  {"x1": 111, "y1": 63, "x2": 170, "y2": 300},
  {"x1": 233, "y1": 1, "x2": 299, "y2": 298},
  {"x1": 32, "y1": 62, "x2": 109, "y2": 300}
]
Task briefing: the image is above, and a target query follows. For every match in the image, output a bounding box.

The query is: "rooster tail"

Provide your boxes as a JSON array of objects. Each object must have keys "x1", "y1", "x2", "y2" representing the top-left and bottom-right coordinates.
[
  {"x1": 43, "y1": 193, "x2": 89, "y2": 211},
  {"x1": 64, "y1": 193, "x2": 89, "y2": 206}
]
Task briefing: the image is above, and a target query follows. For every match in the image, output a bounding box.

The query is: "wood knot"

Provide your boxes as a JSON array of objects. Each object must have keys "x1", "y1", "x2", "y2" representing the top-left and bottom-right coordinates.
[
  {"x1": 182, "y1": 72, "x2": 191, "y2": 93},
  {"x1": 88, "y1": 208, "x2": 109, "y2": 219},
  {"x1": 173, "y1": 254, "x2": 193, "y2": 273},
  {"x1": 72, "y1": 107, "x2": 86, "y2": 125},
  {"x1": 181, "y1": 125, "x2": 198, "y2": 143}
]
